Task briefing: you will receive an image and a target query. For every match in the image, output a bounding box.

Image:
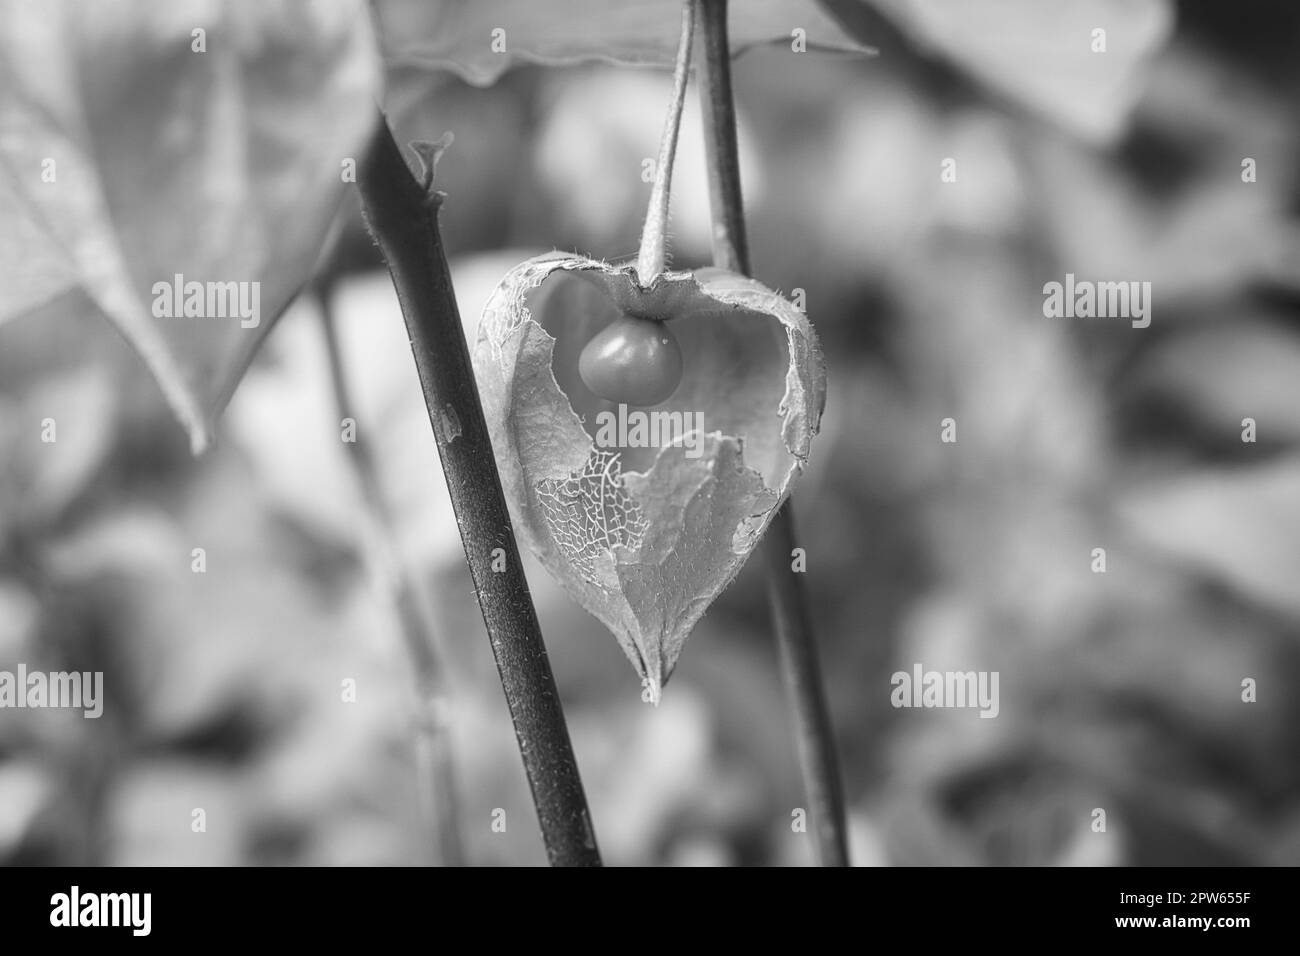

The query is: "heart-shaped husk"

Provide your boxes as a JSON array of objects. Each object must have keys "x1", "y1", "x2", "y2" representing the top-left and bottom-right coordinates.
[{"x1": 474, "y1": 252, "x2": 826, "y2": 702}]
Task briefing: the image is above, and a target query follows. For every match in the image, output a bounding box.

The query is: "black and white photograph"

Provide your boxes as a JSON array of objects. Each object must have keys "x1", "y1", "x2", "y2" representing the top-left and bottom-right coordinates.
[{"x1": 0, "y1": 0, "x2": 1294, "y2": 922}]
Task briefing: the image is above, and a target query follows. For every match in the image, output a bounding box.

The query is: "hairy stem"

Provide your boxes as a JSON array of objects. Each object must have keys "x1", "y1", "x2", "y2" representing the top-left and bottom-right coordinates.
[
  {"x1": 636, "y1": 0, "x2": 696, "y2": 284},
  {"x1": 696, "y1": 0, "x2": 850, "y2": 867},
  {"x1": 357, "y1": 116, "x2": 601, "y2": 867},
  {"x1": 318, "y1": 286, "x2": 463, "y2": 867}
]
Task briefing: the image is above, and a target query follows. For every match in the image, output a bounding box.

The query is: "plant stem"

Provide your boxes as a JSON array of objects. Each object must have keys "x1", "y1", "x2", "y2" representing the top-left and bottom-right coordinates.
[
  {"x1": 636, "y1": 0, "x2": 696, "y2": 284},
  {"x1": 761, "y1": 506, "x2": 849, "y2": 867},
  {"x1": 357, "y1": 117, "x2": 601, "y2": 867},
  {"x1": 694, "y1": 0, "x2": 748, "y2": 276},
  {"x1": 696, "y1": 0, "x2": 850, "y2": 867},
  {"x1": 317, "y1": 285, "x2": 464, "y2": 867}
]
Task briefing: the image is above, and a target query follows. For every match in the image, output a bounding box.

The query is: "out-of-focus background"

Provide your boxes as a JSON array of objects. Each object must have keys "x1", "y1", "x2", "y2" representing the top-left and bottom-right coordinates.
[{"x1": 3, "y1": 0, "x2": 1300, "y2": 866}]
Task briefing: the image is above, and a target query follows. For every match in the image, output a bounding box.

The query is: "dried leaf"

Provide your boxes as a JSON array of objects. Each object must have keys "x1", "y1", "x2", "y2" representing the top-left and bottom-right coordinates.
[{"x1": 475, "y1": 253, "x2": 825, "y2": 700}]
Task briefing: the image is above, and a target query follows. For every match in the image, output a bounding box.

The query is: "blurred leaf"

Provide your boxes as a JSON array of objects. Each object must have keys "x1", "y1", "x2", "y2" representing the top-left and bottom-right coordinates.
[
  {"x1": 40, "y1": 507, "x2": 183, "y2": 583},
  {"x1": 376, "y1": 0, "x2": 873, "y2": 86},
  {"x1": 1132, "y1": 318, "x2": 1300, "y2": 442},
  {"x1": 0, "y1": 0, "x2": 381, "y2": 452},
  {"x1": 828, "y1": 0, "x2": 1172, "y2": 141},
  {"x1": 227, "y1": 258, "x2": 522, "y2": 572},
  {"x1": 569, "y1": 690, "x2": 719, "y2": 864},
  {"x1": 0, "y1": 178, "x2": 77, "y2": 321},
  {"x1": 0, "y1": 762, "x2": 52, "y2": 857},
  {"x1": 0, "y1": 366, "x2": 117, "y2": 533},
  {"x1": 1118, "y1": 456, "x2": 1300, "y2": 621},
  {"x1": 106, "y1": 762, "x2": 246, "y2": 865},
  {"x1": 1031, "y1": 137, "x2": 1300, "y2": 305},
  {"x1": 0, "y1": 580, "x2": 39, "y2": 662}
]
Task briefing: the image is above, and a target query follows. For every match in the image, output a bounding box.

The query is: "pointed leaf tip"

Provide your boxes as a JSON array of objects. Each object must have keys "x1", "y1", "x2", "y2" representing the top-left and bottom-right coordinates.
[{"x1": 409, "y1": 132, "x2": 455, "y2": 192}]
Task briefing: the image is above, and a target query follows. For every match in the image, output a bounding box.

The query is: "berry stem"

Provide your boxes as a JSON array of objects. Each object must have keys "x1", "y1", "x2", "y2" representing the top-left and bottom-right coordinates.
[
  {"x1": 696, "y1": 0, "x2": 850, "y2": 867},
  {"x1": 357, "y1": 115, "x2": 601, "y2": 867},
  {"x1": 636, "y1": 0, "x2": 696, "y2": 285}
]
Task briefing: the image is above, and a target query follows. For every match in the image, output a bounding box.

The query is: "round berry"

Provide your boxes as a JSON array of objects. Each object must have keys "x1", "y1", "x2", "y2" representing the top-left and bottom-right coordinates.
[{"x1": 578, "y1": 314, "x2": 683, "y2": 405}]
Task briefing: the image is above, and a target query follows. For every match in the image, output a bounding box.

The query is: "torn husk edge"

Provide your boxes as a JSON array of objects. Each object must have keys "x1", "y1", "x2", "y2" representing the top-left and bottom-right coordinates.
[{"x1": 475, "y1": 252, "x2": 825, "y2": 701}]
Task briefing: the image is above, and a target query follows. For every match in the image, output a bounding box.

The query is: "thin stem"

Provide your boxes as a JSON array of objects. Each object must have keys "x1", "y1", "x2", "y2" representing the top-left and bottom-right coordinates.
[
  {"x1": 695, "y1": 0, "x2": 749, "y2": 275},
  {"x1": 357, "y1": 116, "x2": 601, "y2": 867},
  {"x1": 317, "y1": 285, "x2": 464, "y2": 867},
  {"x1": 762, "y1": 503, "x2": 849, "y2": 866},
  {"x1": 636, "y1": 0, "x2": 696, "y2": 284},
  {"x1": 696, "y1": 0, "x2": 850, "y2": 867}
]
